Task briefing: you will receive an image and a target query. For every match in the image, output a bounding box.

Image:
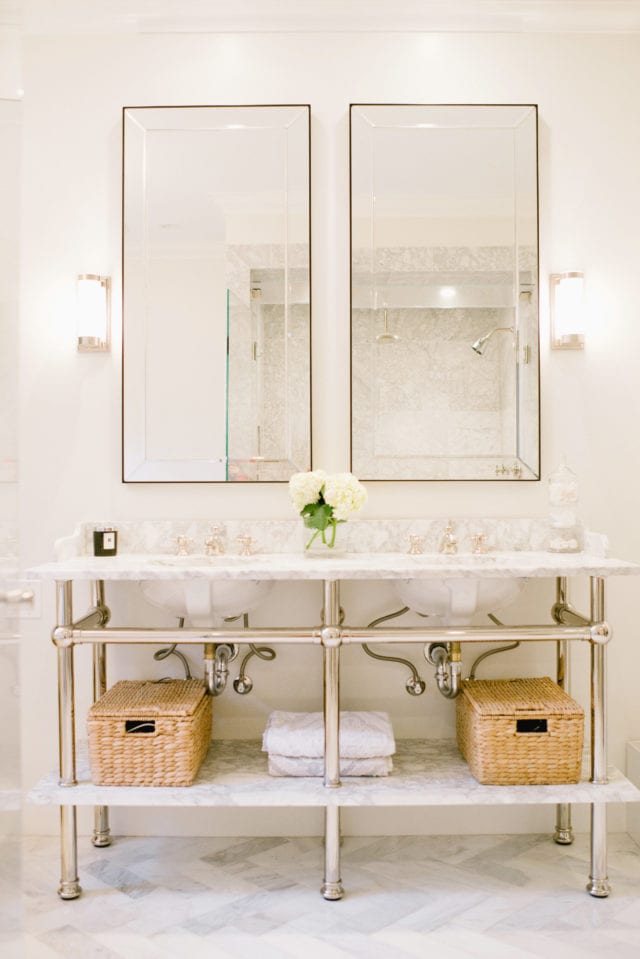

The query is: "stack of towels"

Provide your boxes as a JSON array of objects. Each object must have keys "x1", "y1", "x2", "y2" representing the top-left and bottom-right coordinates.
[{"x1": 262, "y1": 710, "x2": 396, "y2": 777}]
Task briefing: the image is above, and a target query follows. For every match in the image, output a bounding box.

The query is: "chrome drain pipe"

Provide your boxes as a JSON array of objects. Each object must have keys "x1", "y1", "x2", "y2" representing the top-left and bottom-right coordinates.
[
  {"x1": 426, "y1": 642, "x2": 462, "y2": 699},
  {"x1": 204, "y1": 642, "x2": 237, "y2": 696}
]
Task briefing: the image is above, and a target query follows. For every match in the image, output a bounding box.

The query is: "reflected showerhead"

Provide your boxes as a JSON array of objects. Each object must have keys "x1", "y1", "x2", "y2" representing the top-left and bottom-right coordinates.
[
  {"x1": 471, "y1": 326, "x2": 514, "y2": 356},
  {"x1": 376, "y1": 309, "x2": 399, "y2": 344},
  {"x1": 471, "y1": 330, "x2": 494, "y2": 356}
]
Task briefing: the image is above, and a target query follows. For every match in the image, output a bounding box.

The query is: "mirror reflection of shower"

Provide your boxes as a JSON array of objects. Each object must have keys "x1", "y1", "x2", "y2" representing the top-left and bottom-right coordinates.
[
  {"x1": 471, "y1": 326, "x2": 514, "y2": 356},
  {"x1": 376, "y1": 308, "x2": 399, "y2": 344}
]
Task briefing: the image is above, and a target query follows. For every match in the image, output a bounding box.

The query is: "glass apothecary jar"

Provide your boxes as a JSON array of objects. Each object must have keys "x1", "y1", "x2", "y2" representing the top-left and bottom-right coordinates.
[{"x1": 548, "y1": 461, "x2": 583, "y2": 553}]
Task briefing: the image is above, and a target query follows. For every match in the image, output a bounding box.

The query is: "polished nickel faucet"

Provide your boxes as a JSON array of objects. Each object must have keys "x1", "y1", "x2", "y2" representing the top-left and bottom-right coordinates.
[
  {"x1": 204, "y1": 524, "x2": 226, "y2": 556},
  {"x1": 439, "y1": 523, "x2": 458, "y2": 555}
]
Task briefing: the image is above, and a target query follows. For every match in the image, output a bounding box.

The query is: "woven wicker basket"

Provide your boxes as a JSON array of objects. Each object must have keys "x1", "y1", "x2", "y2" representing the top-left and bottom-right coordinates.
[
  {"x1": 456, "y1": 677, "x2": 584, "y2": 785},
  {"x1": 87, "y1": 679, "x2": 212, "y2": 786}
]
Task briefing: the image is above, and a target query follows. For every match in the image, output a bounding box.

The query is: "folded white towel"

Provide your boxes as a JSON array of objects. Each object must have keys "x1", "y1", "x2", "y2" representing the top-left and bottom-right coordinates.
[
  {"x1": 268, "y1": 754, "x2": 392, "y2": 778},
  {"x1": 262, "y1": 711, "x2": 395, "y2": 759}
]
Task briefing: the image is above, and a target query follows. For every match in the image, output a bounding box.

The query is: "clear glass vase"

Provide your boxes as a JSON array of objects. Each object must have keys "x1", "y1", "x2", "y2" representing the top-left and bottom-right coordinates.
[{"x1": 303, "y1": 519, "x2": 344, "y2": 556}]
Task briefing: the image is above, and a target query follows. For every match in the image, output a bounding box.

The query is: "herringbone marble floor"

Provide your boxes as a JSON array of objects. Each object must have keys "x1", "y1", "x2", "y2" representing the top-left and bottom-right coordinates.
[{"x1": 4, "y1": 831, "x2": 640, "y2": 958}]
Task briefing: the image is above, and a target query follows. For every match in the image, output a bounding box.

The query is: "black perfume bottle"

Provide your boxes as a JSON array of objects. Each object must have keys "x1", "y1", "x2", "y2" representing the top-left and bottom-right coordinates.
[{"x1": 93, "y1": 527, "x2": 118, "y2": 557}]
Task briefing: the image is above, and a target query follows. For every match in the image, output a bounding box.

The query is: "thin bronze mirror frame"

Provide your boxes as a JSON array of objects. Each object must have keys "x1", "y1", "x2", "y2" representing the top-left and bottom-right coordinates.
[
  {"x1": 348, "y1": 102, "x2": 541, "y2": 483},
  {"x1": 121, "y1": 103, "x2": 313, "y2": 484}
]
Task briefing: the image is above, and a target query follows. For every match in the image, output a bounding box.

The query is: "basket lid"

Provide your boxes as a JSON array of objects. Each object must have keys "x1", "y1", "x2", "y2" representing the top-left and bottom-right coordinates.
[
  {"x1": 88, "y1": 679, "x2": 207, "y2": 718},
  {"x1": 460, "y1": 677, "x2": 583, "y2": 718}
]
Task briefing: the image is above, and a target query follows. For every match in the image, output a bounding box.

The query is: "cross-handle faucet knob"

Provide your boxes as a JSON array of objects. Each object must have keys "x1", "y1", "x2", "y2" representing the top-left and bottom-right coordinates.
[
  {"x1": 236, "y1": 535, "x2": 256, "y2": 557},
  {"x1": 439, "y1": 523, "x2": 458, "y2": 555},
  {"x1": 471, "y1": 533, "x2": 489, "y2": 554},
  {"x1": 407, "y1": 535, "x2": 425, "y2": 555},
  {"x1": 175, "y1": 535, "x2": 193, "y2": 557},
  {"x1": 204, "y1": 524, "x2": 226, "y2": 556}
]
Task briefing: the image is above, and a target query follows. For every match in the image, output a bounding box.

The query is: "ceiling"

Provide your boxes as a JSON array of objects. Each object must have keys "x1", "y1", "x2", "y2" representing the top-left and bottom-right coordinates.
[{"x1": 4, "y1": 0, "x2": 640, "y2": 34}]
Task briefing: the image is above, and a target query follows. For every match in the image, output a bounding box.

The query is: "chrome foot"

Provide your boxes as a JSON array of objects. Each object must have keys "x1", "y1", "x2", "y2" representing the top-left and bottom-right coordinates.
[
  {"x1": 58, "y1": 880, "x2": 82, "y2": 900},
  {"x1": 321, "y1": 880, "x2": 344, "y2": 901},
  {"x1": 553, "y1": 827, "x2": 574, "y2": 845},
  {"x1": 587, "y1": 878, "x2": 611, "y2": 898},
  {"x1": 92, "y1": 830, "x2": 112, "y2": 848}
]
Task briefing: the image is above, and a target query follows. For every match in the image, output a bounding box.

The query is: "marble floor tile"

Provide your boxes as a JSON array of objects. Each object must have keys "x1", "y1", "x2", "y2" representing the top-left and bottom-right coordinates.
[
  {"x1": 34, "y1": 925, "x2": 125, "y2": 959},
  {"x1": 265, "y1": 930, "x2": 414, "y2": 959},
  {"x1": 97, "y1": 931, "x2": 221, "y2": 959},
  {"x1": 19, "y1": 936, "x2": 62, "y2": 959},
  {"x1": 374, "y1": 928, "x2": 536, "y2": 958},
  {"x1": 13, "y1": 832, "x2": 640, "y2": 959},
  {"x1": 88, "y1": 932, "x2": 178, "y2": 959}
]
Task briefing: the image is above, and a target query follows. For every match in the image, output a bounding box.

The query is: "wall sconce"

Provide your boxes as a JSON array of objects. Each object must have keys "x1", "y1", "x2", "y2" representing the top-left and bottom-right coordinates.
[
  {"x1": 550, "y1": 272, "x2": 585, "y2": 350},
  {"x1": 77, "y1": 274, "x2": 111, "y2": 352}
]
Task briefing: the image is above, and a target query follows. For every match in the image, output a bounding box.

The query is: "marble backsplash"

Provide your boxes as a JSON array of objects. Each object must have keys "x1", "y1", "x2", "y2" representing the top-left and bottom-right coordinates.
[{"x1": 55, "y1": 519, "x2": 609, "y2": 561}]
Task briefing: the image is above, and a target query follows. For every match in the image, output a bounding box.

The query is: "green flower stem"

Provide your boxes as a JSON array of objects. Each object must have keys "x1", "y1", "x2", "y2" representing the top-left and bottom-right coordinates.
[
  {"x1": 326, "y1": 518, "x2": 337, "y2": 547},
  {"x1": 305, "y1": 515, "x2": 339, "y2": 550},
  {"x1": 305, "y1": 527, "x2": 321, "y2": 550}
]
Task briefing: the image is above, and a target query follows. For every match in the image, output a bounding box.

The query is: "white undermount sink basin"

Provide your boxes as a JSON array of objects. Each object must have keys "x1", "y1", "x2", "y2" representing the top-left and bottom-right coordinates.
[
  {"x1": 394, "y1": 573, "x2": 526, "y2": 625},
  {"x1": 139, "y1": 563, "x2": 273, "y2": 625}
]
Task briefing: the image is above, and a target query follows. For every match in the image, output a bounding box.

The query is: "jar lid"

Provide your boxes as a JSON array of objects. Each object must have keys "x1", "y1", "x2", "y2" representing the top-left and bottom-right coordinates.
[{"x1": 549, "y1": 462, "x2": 577, "y2": 481}]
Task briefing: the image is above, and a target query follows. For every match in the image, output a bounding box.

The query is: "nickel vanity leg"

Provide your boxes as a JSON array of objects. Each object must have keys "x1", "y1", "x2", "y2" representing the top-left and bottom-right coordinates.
[
  {"x1": 554, "y1": 578, "x2": 574, "y2": 845},
  {"x1": 322, "y1": 806, "x2": 343, "y2": 901},
  {"x1": 322, "y1": 580, "x2": 341, "y2": 790},
  {"x1": 321, "y1": 580, "x2": 344, "y2": 900},
  {"x1": 91, "y1": 580, "x2": 111, "y2": 848},
  {"x1": 56, "y1": 580, "x2": 81, "y2": 900},
  {"x1": 587, "y1": 575, "x2": 610, "y2": 898}
]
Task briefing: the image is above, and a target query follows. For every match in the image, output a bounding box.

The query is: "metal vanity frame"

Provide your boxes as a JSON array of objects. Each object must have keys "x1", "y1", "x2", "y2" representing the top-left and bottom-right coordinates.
[{"x1": 49, "y1": 572, "x2": 616, "y2": 902}]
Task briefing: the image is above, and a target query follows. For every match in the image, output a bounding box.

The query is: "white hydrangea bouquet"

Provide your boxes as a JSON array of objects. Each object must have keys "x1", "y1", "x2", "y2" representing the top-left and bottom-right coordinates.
[{"x1": 289, "y1": 470, "x2": 367, "y2": 551}]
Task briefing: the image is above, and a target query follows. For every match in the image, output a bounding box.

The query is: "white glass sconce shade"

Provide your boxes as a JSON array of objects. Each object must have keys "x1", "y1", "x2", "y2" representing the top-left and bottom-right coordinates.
[
  {"x1": 77, "y1": 274, "x2": 111, "y2": 352},
  {"x1": 550, "y1": 272, "x2": 584, "y2": 350}
]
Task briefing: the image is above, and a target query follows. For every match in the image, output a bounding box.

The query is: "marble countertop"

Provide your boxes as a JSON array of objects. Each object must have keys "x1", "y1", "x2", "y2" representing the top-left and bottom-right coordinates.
[
  {"x1": 25, "y1": 519, "x2": 640, "y2": 581},
  {"x1": 28, "y1": 740, "x2": 640, "y2": 808},
  {"x1": 26, "y1": 549, "x2": 640, "y2": 581}
]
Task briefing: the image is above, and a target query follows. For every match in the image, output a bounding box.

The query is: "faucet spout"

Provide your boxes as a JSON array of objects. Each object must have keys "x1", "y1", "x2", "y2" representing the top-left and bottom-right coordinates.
[
  {"x1": 439, "y1": 523, "x2": 458, "y2": 555},
  {"x1": 204, "y1": 524, "x2": 226, "y2": 556}
]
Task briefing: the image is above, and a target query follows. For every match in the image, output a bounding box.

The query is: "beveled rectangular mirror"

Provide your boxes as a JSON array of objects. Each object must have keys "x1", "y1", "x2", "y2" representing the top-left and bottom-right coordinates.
[
  {"x1": 350, "y1": 104, "x2": 539, "y2": 481},
  {"x1": 123, "y1": 105, "x2": 311, "y2": 482}
]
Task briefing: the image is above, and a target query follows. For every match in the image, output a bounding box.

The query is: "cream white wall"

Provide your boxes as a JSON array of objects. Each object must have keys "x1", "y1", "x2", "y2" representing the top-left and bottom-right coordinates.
[
  {"x1": 19, "y1": 31, "x2": 640, "y2": 837},
  {"x1": 0, "y1": 27, "x2": 22, "y2": 846}
]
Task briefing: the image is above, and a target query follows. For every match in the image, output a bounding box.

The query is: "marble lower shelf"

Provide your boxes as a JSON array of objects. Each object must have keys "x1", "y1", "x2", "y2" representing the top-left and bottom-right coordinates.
[{"x1": 28, "y1": 740, "x2": 640, "y2": 809}]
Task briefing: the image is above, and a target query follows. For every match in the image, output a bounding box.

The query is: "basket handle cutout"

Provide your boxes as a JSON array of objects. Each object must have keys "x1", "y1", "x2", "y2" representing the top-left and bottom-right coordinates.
[
  {"x1": 516, "y1": 718, "x2": 548, "y2": 734},
  {"x1": 125, "y1": 719, "x2": 156, "y2": 735}
]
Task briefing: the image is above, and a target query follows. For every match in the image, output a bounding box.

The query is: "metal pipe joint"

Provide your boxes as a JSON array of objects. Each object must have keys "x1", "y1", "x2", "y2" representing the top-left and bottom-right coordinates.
[
  {"x1": 52, "y1": 605, "x2": 111, "y2": 647},
  {"x1": 590, "y1": 622, "x2": 612, "y2": 645},
  {"x1": 204, "y1": 642, "x2": 237, "y2": 696},
  {"x1": 52, "y1": 626, "x2": 74, "y2": 648},
  {"x1": 320, "y1": 626, "x2": 342, "y2": 648},
  {"x1": 426, "y1": 642, "x2": 462, "y2": 699}
]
